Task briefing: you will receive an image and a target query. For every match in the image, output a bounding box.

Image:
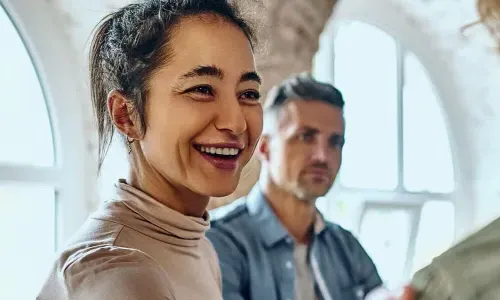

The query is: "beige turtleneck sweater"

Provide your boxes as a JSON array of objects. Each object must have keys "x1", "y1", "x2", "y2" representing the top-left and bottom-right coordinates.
[{"x1": 37, "y1": 180, "x2": 222, "y2": 300}]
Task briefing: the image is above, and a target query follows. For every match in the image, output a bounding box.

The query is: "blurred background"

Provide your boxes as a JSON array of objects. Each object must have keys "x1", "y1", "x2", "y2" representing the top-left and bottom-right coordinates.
[{"x1": 1, "y1": 0, "x2": 500, "y2": 299}]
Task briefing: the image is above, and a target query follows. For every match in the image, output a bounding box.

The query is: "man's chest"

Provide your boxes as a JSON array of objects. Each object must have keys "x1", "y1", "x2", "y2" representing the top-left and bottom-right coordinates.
[{"x1": 247, "y1": 240, "x2": 359, "y2": 300}]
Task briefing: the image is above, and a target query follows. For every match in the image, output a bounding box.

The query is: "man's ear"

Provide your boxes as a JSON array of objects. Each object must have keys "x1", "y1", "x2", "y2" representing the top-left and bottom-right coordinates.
[
  {"x1": 107, "y1": 89, "x2": 141, "y2": 139},
  {"x1": 257, "y1": 134, "x2": 271, "y2": 162}
]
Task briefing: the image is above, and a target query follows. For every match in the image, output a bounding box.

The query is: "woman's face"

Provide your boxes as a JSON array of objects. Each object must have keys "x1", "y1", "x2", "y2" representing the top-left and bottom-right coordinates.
[{"x1": 139, "y1": 15, "x2": 262, "y2": 197}]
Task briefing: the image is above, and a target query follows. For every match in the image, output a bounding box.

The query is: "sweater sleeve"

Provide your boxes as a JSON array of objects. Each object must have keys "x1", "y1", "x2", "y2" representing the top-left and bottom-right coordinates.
[
  {"x1": 39, "y1": 246, "x2": 175, "y2": 300},
  {"x1": 410, "y1": 217, "x2": 500, "y2": 299}
]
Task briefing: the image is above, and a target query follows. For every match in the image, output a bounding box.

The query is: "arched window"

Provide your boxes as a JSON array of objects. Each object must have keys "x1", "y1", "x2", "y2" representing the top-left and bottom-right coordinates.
[
  {"x1": 0, "y1": 5, "x2": 58, "y2": 299},
  {"x1": 313, "y1": 21, "x2": 456, "y2": 289}
]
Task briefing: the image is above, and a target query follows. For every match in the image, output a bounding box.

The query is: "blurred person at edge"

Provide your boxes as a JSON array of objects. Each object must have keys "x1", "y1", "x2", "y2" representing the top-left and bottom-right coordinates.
[{"x1": 401, "y1": 0, "x2": 500, "y2": 299}]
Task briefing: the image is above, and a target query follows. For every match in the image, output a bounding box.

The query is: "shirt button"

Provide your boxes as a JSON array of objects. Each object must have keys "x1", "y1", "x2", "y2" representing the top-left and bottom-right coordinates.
[
  {"x1": 355, "y1": 288, "x2": 364, "y2": 298},
  {"x1": 285, "y1": 237, "x2": 293, "y2": 244},
  {"x1": 285, "y1": 260, "x2": 293, "y2": 269}
]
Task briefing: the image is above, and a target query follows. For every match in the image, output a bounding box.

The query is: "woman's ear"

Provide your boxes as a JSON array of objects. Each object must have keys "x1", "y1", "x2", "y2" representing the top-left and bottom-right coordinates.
[{"x1": 107, "y1": 90, "x2": 141, "y2": 139}]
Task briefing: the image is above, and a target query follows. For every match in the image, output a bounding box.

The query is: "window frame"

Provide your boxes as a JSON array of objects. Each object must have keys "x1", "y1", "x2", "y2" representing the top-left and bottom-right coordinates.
[
  {"x1": 330, "y1": 21, "x2": 456, "y2": 199},
  {"x1": 331, "y1": 22, "x2": 456, "y2": 194},
  {"x1": 1, "y1": 0, "x2": 91, "y2": 248},
  {"x1": 322, "y1": 20, "x2": 458, "y2": 282},
  {"x1": 358, "y1": 202, "x2": 421, "y2": 285},
  {"x1": 0, "y1": 2, "x2": 60, "y2": 250},
  {"x1": 326, "y1": 0, "x2": 474, "y2": 237}
]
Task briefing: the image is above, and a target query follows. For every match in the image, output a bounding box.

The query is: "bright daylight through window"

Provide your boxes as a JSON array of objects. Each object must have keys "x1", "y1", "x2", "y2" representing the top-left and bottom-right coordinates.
[
  {"x1": 0, "y1": 5, "x2": 57, "y2": 300},
  {"x1": 313, "y1": 20, "x2": 456, "y2": 289}
]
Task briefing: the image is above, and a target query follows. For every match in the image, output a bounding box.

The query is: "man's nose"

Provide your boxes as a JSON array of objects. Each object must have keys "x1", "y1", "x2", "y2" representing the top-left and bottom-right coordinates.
[{"x1": 310, "y1": 139, "x2": 329, "y2": 163}]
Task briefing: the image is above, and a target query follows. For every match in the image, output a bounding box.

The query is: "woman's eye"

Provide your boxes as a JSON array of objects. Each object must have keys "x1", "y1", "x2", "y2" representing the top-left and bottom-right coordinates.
[
  {"x1": 187, "y1": 85, "x2": 214, "y2": 96},
  {"x1": 240, "y1": 90, "x2": 261, "y2": 101}
]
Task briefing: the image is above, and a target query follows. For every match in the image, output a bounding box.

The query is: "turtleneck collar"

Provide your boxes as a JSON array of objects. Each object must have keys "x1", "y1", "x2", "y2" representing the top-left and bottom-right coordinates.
[{"x1": 92, "y1": 179, "x2": 210, "y2": 247}]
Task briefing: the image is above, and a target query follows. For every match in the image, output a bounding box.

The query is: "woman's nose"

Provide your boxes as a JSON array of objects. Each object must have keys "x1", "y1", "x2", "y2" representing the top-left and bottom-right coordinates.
[{"x1": 214, "y1": 98, "x2": 247, "y2": 135}]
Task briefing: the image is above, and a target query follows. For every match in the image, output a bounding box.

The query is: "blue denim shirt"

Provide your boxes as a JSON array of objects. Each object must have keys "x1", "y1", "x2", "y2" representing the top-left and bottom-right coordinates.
[{"x1": 206, "y1": 187, "x2": 382, "y2": 300}]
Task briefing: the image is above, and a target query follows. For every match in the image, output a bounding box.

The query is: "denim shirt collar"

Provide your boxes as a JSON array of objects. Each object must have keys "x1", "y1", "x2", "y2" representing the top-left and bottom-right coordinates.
[{"x1": 246, "y1": 186, "x2": 326, "y2": 248}]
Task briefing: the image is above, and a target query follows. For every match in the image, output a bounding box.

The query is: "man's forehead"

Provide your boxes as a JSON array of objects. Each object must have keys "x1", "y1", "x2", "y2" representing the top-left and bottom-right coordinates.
[{"x1": 279, "y1": 100, "x2": 344, "y2": 132}]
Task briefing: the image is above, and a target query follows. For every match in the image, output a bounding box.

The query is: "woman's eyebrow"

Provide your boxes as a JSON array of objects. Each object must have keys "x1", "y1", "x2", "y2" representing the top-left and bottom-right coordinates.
[
  {"x1": 179, "y1": 65, "x2": 261, "y2": 85},
  {"x1": 240, "y1": 71, "x2": 261, "y2": 85},
  {"x1": 180, "y1": 65, "x2": 224, "y2": 80}
]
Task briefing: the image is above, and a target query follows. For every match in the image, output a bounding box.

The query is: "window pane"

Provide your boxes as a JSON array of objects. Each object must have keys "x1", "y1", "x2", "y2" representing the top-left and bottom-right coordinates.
[
  {"x1": 316, "y1": 191, "x2": 364, "y2": 234},
  {"x1": 403, "y1": 52, "x2": 455, "y2": 193},
  {"x1": 0, "y1": 7, "x2": 54, "y2": 166},
  {"x1": 334, "y1": 22, "x2": 398, "y2": 190},
  {"x1": 411, "y1": 201, "x2": 455, "y2": 274},
  {"x1": 0, "y1": 184, "x2": 56, "y2": 300},
  {"x1": 359, "y1": 208, "x2": 412, "y2": 289},
  {"x1": 98, "y1": 135, "x2": 130, "y2": 202}
]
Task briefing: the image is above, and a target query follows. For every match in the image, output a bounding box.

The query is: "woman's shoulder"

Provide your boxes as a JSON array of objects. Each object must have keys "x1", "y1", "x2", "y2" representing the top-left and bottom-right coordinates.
[
  {"x1": 199, "y1": 236, "x2": 223, "y2": 291},
  {"x1": 201, "y1": 235, "x2": 220, "y2": 265},
  {"x1": 64, "y1": 244, "x2": 161, "y2": 273},
  {"x1": 63, "y1": 245, "x2": 169, "y2": 286},
  {"x1": 39, "y1": 245, "x2": 175, "y2": 300}
]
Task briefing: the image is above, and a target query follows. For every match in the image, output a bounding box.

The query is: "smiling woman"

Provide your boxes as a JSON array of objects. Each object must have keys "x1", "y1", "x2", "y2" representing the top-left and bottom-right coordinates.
[
  {"x1": 165, "y1": 63, "x2": 261, "y2": 185},
  {"x1": 37, "y1": 1, "x2": 262, "y2": 300}
]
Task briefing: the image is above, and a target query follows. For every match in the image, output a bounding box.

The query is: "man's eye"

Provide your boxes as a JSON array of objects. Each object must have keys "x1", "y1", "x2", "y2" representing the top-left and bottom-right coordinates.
[
  {"x1": 329, "y1": 136, "x2": 345, "y2": 148},
  {"x1": 299, "y1": 133, "x2": 315, "y2": 142}
]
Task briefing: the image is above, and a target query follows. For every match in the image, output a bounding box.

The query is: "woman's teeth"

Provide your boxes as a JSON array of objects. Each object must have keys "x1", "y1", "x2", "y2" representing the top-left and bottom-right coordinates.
[{"x1": 200, "y1": 146, "x2": 239, "y2": 156}]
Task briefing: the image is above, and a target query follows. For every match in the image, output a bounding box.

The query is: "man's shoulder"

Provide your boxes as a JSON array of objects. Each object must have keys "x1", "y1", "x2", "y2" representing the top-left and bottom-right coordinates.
[
  {"x1": 207, "y1": 196, "x2": 262, "y2": 248},
  {"x1": 322, "y1": 220, "x2": 362, "y2": 248},
  {"x1": 322, "y1": 219, "x2": 352, "y2": 235},
  {"x1": 209, "y1": 197, "x2": 251, "y2": 226}
]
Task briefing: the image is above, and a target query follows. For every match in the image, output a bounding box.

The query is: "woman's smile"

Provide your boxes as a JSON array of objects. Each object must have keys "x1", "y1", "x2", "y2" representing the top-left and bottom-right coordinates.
[{"x1": 193, "y1": 142, "x2": 245, "y2": 171}]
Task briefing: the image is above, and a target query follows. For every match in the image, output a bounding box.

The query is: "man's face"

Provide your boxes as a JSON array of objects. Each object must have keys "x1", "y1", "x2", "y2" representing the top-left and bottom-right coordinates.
[{"x1": 263, "y1": 100, "x2": 344, "y2": 201}]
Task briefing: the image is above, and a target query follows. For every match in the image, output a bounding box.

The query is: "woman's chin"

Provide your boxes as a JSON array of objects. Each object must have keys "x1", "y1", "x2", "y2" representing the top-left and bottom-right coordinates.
[
  {"x1": 208, "y1": 182, "x2": 239, "y2": 197},
  {"x1": 188, "y1": 169, "x2": 242, "y2": 198},
  {"x1": 202, "y1": 179, "x2": 240, "y2": 198},
  {"x1": 209, "y1": 190, "x2": 234, "y2": 198}
]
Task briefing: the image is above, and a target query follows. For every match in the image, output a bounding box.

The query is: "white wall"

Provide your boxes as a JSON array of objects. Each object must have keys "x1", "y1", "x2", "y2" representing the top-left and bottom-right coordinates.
[{"x1": 1, "y1": 0, "x2": 94, "y2": 243}]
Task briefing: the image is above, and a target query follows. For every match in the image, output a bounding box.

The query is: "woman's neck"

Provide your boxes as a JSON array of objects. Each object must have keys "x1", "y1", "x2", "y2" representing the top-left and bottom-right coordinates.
[{"x1": 127, "y1": 151, "x2": 209, "y2": 218}]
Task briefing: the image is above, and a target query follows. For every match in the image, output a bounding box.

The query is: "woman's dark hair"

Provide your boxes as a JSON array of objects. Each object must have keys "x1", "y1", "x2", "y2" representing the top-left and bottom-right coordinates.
[{"x1": 90, "y1": 0, "x2": 259, "y2": 172}]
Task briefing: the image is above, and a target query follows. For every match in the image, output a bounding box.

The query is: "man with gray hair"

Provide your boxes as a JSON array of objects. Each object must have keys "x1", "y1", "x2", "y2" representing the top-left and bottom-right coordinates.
[{"x1": 207, "y1": 73, "x2": 384, "y2": 300}]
